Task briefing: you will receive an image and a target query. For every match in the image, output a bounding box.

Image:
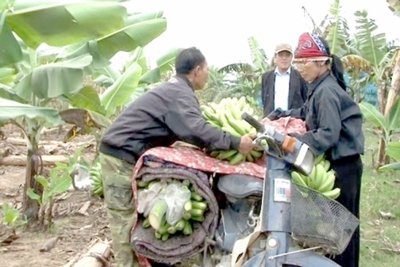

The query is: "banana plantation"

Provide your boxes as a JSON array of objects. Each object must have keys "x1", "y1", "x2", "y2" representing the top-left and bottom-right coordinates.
[{"x1": 1, "y1": 0, "x2": 400, "y2": 266}]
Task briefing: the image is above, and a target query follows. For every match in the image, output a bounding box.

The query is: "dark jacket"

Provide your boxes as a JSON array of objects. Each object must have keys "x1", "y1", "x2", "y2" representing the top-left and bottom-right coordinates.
[
  {"x1": 99, "y1": 75, "x2": 241, "y2": 164},
  {"x1": 267, "y1": 71, "x2": 364, "y2": 161},
  {"x1": 261, "y1": 67, "x2": 308, "y2": 117}
]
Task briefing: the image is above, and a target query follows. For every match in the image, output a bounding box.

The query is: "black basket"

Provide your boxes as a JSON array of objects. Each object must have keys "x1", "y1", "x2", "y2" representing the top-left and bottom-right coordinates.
[{"x1": 290, "y1": 184, "x2": 359, "y2": 255}]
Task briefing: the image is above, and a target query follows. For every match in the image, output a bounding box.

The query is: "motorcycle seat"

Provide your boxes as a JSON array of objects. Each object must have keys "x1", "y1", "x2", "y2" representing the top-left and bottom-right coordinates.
[{"x1": 217, "y1": 174, "x2": 263, "y2": 198}]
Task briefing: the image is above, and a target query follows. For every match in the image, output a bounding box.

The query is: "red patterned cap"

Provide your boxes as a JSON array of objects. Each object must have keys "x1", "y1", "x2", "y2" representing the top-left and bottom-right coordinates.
[{"x1": 294, "y1": 32, "x2": 329, "y2": 59}]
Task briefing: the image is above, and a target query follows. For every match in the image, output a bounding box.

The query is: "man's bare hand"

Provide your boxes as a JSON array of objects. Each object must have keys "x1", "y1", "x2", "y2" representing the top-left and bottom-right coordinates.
[
  {"x1": 238, "y1": 134, "x2": 256, "y2": 155},
  {"x1": 261, "y1": 117, "x2": 270, "y2": 124}
]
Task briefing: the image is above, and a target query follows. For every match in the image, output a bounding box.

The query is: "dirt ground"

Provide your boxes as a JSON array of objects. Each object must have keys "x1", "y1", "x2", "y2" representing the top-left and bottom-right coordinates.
[{"x1": 0, "y1": 124, "x2": 113, "y2": 267}]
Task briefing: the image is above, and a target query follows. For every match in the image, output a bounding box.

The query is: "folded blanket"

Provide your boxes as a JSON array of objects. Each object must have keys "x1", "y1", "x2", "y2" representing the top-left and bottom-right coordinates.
[{"x1": 130, "y1": 164, "x2": 218, "y2": 265}]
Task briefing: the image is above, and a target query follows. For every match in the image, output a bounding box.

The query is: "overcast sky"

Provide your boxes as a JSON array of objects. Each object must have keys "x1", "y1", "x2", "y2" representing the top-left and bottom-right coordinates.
[{"x1": 118, "y1": 0, "x2": 400, "y2": 68}]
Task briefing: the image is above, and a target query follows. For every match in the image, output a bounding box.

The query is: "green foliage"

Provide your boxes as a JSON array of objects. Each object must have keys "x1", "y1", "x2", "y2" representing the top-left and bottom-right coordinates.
[
  {"x1": 26, "y1": 145, "x2": 87, "y2": 227},
  {"x1": 353, "y1": 10, "x2": 387, "y2": 68},
  {"x1": 360, "y1": 99, "x2": 400, "y2": 171},
  {"x1": 1, "y1": 202, "x2": 26, "y2": 233},
  {"x1": 325, "y1": 0, "x2": 350, "y2": 57}
]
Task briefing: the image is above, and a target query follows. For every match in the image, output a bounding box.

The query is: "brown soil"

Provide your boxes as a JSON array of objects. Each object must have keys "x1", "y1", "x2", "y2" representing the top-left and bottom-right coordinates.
[{"x1": 0, "y1": 124, "x2": 112, "y2": 267}]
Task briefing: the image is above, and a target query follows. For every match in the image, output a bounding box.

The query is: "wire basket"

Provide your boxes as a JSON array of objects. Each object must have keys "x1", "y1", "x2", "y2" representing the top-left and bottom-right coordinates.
[{"x1": 290, "y1": 184, "x2": 359, "y2": 255}]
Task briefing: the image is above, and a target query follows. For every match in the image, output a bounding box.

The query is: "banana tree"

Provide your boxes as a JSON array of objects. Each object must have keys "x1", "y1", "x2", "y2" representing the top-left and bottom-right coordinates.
[
  {"x1": 351, "y1": 10, "x2": 397, "y2": 166},
  {"x1": 323, "y1": 0, "x2": 351, "y2": 57},
  {"x1": 0, "y1": 0, "x2": 167, "y2": 221},
  {"x1": 215, "y1": 36, "x2": 272, "y2": 103}
]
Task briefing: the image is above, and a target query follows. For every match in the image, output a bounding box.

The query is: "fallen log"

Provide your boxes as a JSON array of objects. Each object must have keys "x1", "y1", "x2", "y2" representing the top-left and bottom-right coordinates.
[
  {"x1": 5, "y1": 137, "x2": 95, "y2": 147},
  {"x1": 64, "y1": 238, "x2": 111, "y2": 267},
  {"x1": 0, "y1": 155, "x2": 68, "y2": 166}
]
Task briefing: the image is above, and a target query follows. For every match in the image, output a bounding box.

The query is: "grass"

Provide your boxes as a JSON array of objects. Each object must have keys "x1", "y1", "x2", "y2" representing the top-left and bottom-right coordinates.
[{"x1": 359, "y1": 125, "x2": 400, "y2": 267}]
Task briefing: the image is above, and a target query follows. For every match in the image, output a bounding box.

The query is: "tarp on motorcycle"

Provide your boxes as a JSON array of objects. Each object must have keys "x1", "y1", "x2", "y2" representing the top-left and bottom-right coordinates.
[{"x1": 129, "y1": 116, "x2": 306, "y2": 265}]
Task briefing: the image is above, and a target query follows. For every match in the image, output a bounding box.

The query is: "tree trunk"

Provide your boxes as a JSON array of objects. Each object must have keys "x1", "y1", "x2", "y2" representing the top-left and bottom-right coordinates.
[
  {"x1": 377, "y1": 80, "x2": 387, "y2": 114},
  {"x1": 22, "y1": 140, "x2": 41, "y2": 221},
  {"x1": 376, "y1": 57, "x2": 400, "y2": 168},
  {"x1": 384, "y1": 58, "x2": 400, "y2": 116}
]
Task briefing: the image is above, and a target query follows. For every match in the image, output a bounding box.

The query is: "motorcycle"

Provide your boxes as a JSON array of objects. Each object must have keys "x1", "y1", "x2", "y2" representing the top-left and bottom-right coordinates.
[{"x1": 196, "y1": 112, "x2": 358, "y2": 267}]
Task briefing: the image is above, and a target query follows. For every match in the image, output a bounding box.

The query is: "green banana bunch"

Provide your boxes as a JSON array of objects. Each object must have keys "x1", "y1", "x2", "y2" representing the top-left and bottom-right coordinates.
[
  {"x1": 291, "y1": 154, "x2": 340, "y2": 200},
  {"x1": 90, "y1": 160, "x2": 103, "y2": 196},
  {"x1": 201, "y1": 96, "x2": 263, "y2": 165}
]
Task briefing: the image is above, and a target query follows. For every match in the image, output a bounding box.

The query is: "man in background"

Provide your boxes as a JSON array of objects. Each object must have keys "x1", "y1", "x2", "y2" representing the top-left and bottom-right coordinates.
[{"x1": 260, "y1": 43, "x2": 308, "y2": 118}]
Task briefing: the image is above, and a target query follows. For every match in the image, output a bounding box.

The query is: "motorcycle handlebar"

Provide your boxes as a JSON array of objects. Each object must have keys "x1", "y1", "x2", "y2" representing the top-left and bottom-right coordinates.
[{"x1": 241, "y1": 112, "x2": 265, "y2": 133}]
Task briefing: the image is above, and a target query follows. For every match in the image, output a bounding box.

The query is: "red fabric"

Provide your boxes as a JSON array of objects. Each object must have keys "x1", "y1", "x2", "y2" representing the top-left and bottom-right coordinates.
[
  {"x1": 131, "y1": 116, "x2": 306, "y2": 264},
  {"x1": 294, "y1": 32, "x2": 327, "y2": 59}
]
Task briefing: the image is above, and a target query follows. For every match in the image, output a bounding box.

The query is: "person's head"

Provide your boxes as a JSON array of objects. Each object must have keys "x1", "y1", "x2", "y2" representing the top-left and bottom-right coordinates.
[
  {"x1": 273, "y1": 43, "x2": 293, "y2": 73},
  {"x1": 175, "y1": 47, "x2": 209, "y2": 90},
  {"x1": 293, "y1": 32, "x2": 346, "y2": 90}
]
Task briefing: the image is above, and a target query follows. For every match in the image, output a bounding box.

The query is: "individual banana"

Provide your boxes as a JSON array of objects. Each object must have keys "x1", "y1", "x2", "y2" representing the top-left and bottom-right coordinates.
[
  {"x1": 291, "y1": 171, "x2": 308, "y2": 187},
  {"x1": 322, "y1": 159, "x2": 331, "y2": 171},
  {"x1": 229, "y1": 152, "x2": 245, "y2": 165},
  {"x1": 246, "y1": 153, "x2": 254, "y2": 162},
  {"x1": 314, "y1": 153, "x2": 325, "y2": 165},
  {"x1": 313, "y1": 164, "x2": 326, "y2": 190},
  {"x1": 317, "y1": 170, "x2": 336, "y2": 192},
  {"x1": 322, "y1": 188, "x2": 341, "y2": 200},
  {"x1": 216, "y1": 149, "x2": 237, "y2": 160}
]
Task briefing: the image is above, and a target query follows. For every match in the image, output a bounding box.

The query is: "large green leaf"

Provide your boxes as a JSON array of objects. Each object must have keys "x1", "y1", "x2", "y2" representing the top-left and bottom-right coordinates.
[
  {"x1": 55, "y1": 12, "x2": 166, "y2": 69},
  {"x1": 385, "y1": 141, "x2": 400, "y2": 160},
  {"x1": 0, "y1": 83, "x2": 25, "y2": 102},
  {"x1": 100, "y1": 62, "x2": 142, "y2": 117},
  {"x1": 378, "y1": 162, "x2": 400, "y2": 171},
  {"x1": 97, "y1": 18, "x2": 167, "y2": 59},
  {"x1": 388, "y1": 98, "x2": 400, "y2": 131},
  {"x1": 0, "y1": 66, "x2": 16, "y2": 84},
  {"x1": 49, "y1": 174, "x2": 72, "y2": 194},
  {"x1": 140, "y1": 47, "x2": 179, "y2": 84},
  {"x1": 68, "y1": 85, "x2": 105, "y2": 115},
  {"x1": 247, "y1": 36, "x2": 269, "y2": 73},
  {"x1": 0, "y1": 10, "x2": 23, "y2": 67},
  {"x1": 0, "y1": 97, "x2": 63, "y2": 126},
  {"x1": 124, "y1": 11, "x2": 164, "y2": 25},
  {"x1": 13, "y1": 54, "x2": 93, "y2": 101},
  {"x1": 354, "y1": 10, "x2": 387, "y2": 67},
  {"x1": 325, "y1": 0, "x2": 350, "y2": 57},
  {"x1": 359, "y1": 101, "x2": 388, "y2": 130},
  {"x1": 0, "y1": 0, "x2": 15, "y2": 10},
  {"x1": 6, "y1": 1, "x2": 127, "y2": 48},
  {"x1": 123, "y1": 47, "x2": 148, "y2": 74},
  {"x1": 55, "y1": 40, "x2": 110, "y2": 69}
]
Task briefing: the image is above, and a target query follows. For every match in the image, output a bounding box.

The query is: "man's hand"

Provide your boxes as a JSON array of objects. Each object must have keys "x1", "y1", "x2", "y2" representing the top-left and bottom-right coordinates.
[
  {"x1": 261, "y1": 117, "x2": 270, "y2": 124},
  {"x1": 238, "y1": 134, "x2": 256, "y2": 155}
]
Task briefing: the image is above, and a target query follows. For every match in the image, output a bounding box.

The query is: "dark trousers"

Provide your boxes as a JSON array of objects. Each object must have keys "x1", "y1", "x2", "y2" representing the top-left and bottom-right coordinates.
[{"x1": 330, "y1": 154, "x2": 363, "y2": 267}]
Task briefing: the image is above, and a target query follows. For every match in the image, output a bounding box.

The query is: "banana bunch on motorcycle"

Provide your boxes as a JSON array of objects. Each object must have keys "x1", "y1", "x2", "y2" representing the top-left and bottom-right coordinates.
[
  {"x1": 200, "y1": 96, "x2": 263, "y2": 165},
  {"x1": 291, "y1": 153, "x2": 341, "y2": 200}
]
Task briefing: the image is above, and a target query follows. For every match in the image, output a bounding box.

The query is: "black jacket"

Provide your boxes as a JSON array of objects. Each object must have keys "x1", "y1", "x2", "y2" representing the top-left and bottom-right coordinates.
[
  {"x1": 261, "y1": 67, "x2": 308, "y2": 117},
  {"x1": 99, "y1": 75, "x2": 240, "y2": 164},
  {"x1": 267, "y1": 71, "x2": 364, "y2": 161}
]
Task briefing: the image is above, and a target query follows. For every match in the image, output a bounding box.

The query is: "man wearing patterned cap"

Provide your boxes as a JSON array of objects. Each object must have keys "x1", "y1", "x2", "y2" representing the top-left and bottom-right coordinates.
[
  {"x1": 260, "y1": 42, "x2": 308, "y2": 118},
  {"x1": 267, "y1": 32, "x2": 364, "y2": 267}
]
